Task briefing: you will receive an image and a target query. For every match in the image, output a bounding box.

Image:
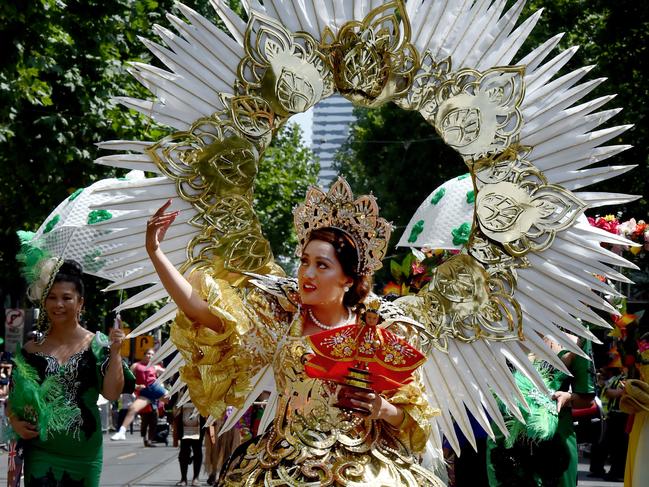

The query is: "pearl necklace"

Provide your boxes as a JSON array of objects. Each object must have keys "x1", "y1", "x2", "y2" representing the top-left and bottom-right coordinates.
[{"x1": 307, "y1": 307, "x2": 353, "y2": 330}]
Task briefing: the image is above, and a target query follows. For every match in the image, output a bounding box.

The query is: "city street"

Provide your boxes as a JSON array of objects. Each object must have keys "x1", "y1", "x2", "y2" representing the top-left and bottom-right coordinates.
[
  {"x1": 0, "y1": 431, "x2": 626, "y2": 486},
  {"x1": 1, "y1": 431, "x2": 184, "y2": 487}
]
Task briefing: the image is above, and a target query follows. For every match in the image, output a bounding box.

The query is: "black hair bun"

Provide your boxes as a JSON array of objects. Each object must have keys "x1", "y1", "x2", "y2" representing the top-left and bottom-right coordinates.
[{"x1": 59, "y1": 259, "x2": 83, "y2": 277}]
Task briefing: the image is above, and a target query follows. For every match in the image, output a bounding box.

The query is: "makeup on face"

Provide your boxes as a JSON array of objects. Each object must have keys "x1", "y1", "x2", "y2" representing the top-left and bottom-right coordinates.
[
  {"x1": 297, "y1": 239, "x2": 351, "y2": 307},
  {"x1": 44, "y1": 281, "x2": 83, "y2": 324}
]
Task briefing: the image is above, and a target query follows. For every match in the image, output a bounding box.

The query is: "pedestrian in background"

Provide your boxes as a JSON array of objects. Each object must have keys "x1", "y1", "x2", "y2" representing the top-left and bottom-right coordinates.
[
  {"x1": 115, "y1": 390, "x2": 135, "y2": 434},
  {"x1": 589, "y1": 361, "x2": 629, "y2": 481},
  {"x1": 111, "y1": 348, "x2": 166, "y2": 442},
  {"x1": 203, "y1": 405, "x2": 247, "y2": 485},
  {"x1": 0, "y1": 354, "x2": 12, "y2": 446},
  {"x1": 174, "y1": 401, "x2": 205, "y2": 486}
]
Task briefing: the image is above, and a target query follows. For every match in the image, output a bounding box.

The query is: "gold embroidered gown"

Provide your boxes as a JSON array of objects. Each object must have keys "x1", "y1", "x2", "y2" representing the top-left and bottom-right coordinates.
[{"x1": 171, "y1": 268, "x2": 443, "y2": 486}]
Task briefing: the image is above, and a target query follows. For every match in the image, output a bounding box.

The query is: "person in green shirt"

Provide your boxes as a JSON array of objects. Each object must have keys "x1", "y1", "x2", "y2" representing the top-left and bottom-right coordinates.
[{"x1": 486, "y1": 335, "x2": 596, "y2": 486}]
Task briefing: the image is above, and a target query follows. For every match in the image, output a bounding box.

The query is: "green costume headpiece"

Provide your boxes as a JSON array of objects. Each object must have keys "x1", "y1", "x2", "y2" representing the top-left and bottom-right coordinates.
[{"x1": 15, "y1": 230, "x2": 65, "y2": 340}]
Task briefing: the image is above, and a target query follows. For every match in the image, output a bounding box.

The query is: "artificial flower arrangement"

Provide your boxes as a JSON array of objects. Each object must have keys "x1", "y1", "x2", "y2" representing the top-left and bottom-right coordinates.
[
  {"x1": 588, "y1": 214, "x2": 649, "y2": 256},
  {"x1": 382, "y1": 248, "x2": 455, "y2": 296},
  {"x1": 588, "y1": 213, "x2": 649, "y2": 301}
]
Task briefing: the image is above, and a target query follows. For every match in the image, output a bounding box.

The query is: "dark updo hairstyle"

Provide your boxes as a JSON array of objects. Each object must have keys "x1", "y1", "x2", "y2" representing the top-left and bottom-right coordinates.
[
  {"x1": 305, "y1": 228, "x2": 371, "y2": 307},
  {"x1": 53, "y1": 259, "x2": 85, "y2": 298}
]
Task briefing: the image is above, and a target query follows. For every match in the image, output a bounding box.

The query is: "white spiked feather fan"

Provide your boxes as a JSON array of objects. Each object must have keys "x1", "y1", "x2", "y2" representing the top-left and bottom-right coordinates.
[{"x1": 51, "y1": 0, "x2": 637, "y2": 457}]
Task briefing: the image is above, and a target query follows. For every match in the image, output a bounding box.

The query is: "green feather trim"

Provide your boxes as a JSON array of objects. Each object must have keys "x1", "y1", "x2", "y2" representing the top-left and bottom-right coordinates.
[
  {"x1": 8, "y1": 350, "x2": 81, "y2": 440},
  {"x1": 16, "y1": 231, "x2": 48, "y2": 283},
  {"x1": 502, "y1": 364, "x2": 559, "y2": 448}
]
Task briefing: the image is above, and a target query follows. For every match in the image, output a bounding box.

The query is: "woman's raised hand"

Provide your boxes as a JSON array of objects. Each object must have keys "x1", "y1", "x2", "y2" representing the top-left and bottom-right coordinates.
[{"x1": 146, "y1": 200, "x2": 179, "y2": 255}]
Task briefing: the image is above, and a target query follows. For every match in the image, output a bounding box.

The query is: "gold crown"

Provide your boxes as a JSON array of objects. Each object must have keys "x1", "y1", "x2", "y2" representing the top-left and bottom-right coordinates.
[{"x1": 293, "y1": 177, "x2": 392, "y2": 275}]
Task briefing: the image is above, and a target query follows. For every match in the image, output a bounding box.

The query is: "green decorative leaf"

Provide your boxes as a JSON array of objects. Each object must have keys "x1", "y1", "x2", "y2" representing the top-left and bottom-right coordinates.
[
  {"x1": 408, "y1": 220, "x2": 425, "y2": 243},
  {"x1": 87, "y1": 209, "x2": 112, "y2": 225},
  {"x1": 43, "y1": 215, "x2": 60, "y2": 233},
  {"x1": 390, "y1": 259, "x2": 403, "y2": 280},
  {"x1": 451, "y1": 222, "x2": 472, "y2": 245},
  {"x1": 457, "y1": 173, "x2": 470, "y2": 180},
  {"x1": 402, "y1": 252, "x2": 414, "y2": 278},
  {"x1": 68, "y1": 188, "x2": 83, "y2": 201},
  {"x1": 466, "y1": 190, "x2": 475, "y2": 204},
  {"x1": 430, "y1": 188, "x2": 446, "y2": 205}
]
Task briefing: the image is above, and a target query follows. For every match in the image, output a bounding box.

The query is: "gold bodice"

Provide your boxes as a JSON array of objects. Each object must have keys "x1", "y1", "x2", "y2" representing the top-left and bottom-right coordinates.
[{"x1": 225, "y1": 316, "x2": 443, "y2": 486}]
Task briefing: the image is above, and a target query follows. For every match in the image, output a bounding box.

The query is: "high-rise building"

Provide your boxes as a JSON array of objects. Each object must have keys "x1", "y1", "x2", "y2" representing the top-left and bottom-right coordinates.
[{"x1": 311, "y1": 95, "x2": 355, "y2": 188}]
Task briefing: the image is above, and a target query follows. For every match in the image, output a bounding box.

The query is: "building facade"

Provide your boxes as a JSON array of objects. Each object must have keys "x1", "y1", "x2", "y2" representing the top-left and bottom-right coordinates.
[{"x1": 311, "y1": 94, "x2": 355, "y2": 188}]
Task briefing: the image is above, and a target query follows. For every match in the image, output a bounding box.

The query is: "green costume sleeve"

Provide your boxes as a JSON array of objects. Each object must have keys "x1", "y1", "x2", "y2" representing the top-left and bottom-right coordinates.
[
  {"x1": 570, "y1": 340, "x2": 596, "y2": 394},
  {"x1": 91, "y1": 333, "x2": 136, "y2": 394}
]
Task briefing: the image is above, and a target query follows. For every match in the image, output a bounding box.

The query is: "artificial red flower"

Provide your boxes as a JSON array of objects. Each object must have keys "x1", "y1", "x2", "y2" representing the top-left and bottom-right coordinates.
[
  {"x1": 638, "y1": 339, "x2": 649, "y2": 354},
  {"x1": 588, "y1": 215, "x2": 620, "y2": 234},
  {"x1": 411, "y1": 261, "x2": 426, "y2": 275},
  {"x1": 633, "y1": 221, "x2": 647, "y2": 239}
]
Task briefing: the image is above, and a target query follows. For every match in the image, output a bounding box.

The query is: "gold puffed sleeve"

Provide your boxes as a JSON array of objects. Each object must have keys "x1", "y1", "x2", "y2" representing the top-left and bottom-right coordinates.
[
  {"x1": 383, "y1": 374, "x2": 440, "y2": 454},
  {"x1": 171, "y1": 264, "x2": 288, "y2": 420}
]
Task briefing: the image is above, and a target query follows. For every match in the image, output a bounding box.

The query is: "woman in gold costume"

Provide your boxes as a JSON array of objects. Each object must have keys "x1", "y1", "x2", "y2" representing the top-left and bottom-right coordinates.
[{"x1": 145, "y1": 179, "x2": 443, "y2": 486}]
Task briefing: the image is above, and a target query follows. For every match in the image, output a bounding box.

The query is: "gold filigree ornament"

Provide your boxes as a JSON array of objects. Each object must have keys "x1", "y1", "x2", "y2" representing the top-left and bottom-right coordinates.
[
  {"x1": 474, "y1": 149, "x2": 587, "y2": 258},
  {"x1": 146, "y1": 113, "x2": 273, "y2": 274},
  {"x1": 394, "y1": 51, "x2": 452, "y2": 113},
  {"x1": 238, "y1": 12, "x2": 333, "y2": 117},
  {"x1": 147, "y1": 116, "x2": 260, "y2": 205},
  {"x1": 399, "y1": 254, "x2": 523, "y2": 353},
  {"x1": 222, "y1": 94, "x2": 279, "y2": 146},
  {"x1": 322, "y1": 0, "x2": 419, "y2": 108},
  {"x1": 184, "y1": 191, "x2": 271, "y2": 273},
  {"x1": 293, "y1": 178, "x2": 393, "y2": 276},
  {"x1": 425, "y1": 66, "x2": 526, "y2": 160}
]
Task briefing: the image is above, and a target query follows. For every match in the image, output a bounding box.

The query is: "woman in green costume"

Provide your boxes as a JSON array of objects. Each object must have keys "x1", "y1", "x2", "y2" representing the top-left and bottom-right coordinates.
[
  {"x1": 7, "y1": 260, "x2": 135, "y2": 487},
  {"x1": 486, "y1": 335, "x2": 596, "y2": 486}
]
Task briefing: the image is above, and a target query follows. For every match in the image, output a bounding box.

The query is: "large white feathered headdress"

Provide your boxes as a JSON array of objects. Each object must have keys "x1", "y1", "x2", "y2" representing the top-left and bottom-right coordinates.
[{"x1": 44, "y1": 0, "x2": 639, "y2": 455}]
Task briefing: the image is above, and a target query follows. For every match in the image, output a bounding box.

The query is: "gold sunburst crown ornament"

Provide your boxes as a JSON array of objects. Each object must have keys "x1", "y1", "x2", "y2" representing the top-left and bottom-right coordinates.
[{"x1": 293, "y1": 178, "x2": 393, "y2": 276}]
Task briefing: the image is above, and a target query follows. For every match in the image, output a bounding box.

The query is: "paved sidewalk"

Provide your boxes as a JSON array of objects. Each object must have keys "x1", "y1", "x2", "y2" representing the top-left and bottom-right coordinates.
[
  {"x1": 0, "y1": 431, "x2": 197, "y2": 487},
  {"x1": 0, "y1": 432, "x2": 624, "y2": 486}
]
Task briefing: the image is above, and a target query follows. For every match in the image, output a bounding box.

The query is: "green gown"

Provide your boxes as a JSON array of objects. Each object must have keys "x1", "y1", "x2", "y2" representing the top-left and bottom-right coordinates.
[
  {"x1": 11, "y1": 332, "x2": 134, "y2": 487},
  {"x1": 486, "y1": 342, "x2": 596, "y2": 486}
]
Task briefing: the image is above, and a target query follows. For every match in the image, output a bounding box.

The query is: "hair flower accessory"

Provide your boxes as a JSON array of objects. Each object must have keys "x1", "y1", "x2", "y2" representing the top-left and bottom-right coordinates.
[{"x1": 16, "y1": 232, "x2": 63, "y2": 304}]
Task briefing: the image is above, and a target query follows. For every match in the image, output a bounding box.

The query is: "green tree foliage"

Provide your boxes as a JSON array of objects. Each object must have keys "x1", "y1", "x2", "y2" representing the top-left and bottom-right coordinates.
[
  {"x1": 335, "y1": 106, "x2": 464, "y2": 244},
  {"x1": 519, "y1": 0, "x2": 648, "y2": 216},
  {"x1": 0, "y1": 0, "x2": 316, "y2": 333},
  {"x1": 1, "y1": 0, "x2": 181, "y2": 325},
  {"x1": 336, "y1": 0, "x2": 648, "y2": 278}
]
